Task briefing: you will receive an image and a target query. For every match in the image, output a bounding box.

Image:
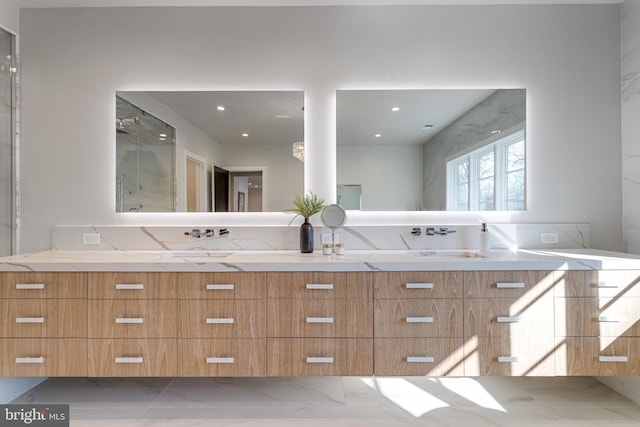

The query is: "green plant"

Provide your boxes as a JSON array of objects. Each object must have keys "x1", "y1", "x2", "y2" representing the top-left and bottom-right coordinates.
[{"x1": 283, "y1": 191, "x2": 325, "y2": 225}]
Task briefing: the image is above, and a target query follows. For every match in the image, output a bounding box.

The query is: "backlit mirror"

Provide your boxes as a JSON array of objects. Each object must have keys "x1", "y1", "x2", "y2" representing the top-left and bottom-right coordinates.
[
  {"x1": 336, "y1": 89, "x2": 526, "y2": 211},
  {"x1": 116, "y1": 91, "x2": 304, "y2": 212}
]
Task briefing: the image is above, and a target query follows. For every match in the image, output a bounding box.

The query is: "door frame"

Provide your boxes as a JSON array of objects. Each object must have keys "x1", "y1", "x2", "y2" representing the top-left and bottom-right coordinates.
[{"x1": 184, "y1": 149, "x2": 208, "y2": 212}]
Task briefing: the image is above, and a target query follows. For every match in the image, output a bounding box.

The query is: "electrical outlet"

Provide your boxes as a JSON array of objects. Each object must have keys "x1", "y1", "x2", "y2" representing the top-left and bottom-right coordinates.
[
  {"x1": 540, "y1": 232, "x2": 559, "y2": 244},
  {"x1": 82, "y1": 233, "x2": 101, "y2": 245}
]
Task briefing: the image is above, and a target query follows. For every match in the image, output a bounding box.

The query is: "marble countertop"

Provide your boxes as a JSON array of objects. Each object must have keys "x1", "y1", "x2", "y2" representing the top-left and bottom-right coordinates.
[{"x1": 1, "y1": 248, "x2": 639, "y2": 272}]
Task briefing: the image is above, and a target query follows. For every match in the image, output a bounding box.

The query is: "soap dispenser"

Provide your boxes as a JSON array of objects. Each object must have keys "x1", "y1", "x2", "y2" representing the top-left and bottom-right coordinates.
[{"x1": 480, "y1": 223, "x2": 490, "y2": 255}]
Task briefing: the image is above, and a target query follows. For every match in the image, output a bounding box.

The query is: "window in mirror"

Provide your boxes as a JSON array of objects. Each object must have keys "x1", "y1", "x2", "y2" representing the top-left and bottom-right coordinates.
[
  {"x1": 0, "y1": 28, "x2": 16, "y2": 255},
  {"x1": 446, "y1": 129, "x2": 525, "y2": 211},
  {"x1": 115, "y1": 91, "x2": 304, "y2": 213},
  {"x1": 336, "y1": 88, "x2": 526, "y2": 211},
  {"x1": 337, "y1": 184, "x2": 362, "y2": 210}
]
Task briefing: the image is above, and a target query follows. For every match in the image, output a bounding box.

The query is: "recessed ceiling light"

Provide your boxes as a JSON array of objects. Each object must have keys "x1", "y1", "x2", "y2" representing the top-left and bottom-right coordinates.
[
  {"x1": 158, "y1": 137, "x2": 166, "y2": 141},
  {"x1": 375, "y1": 133, "x2": 382, "y2": 138},
  {"x1": 275, "y1": 115, "x2": 292, "y2": 119},
  {"x1": 391, "y1": 107, "x2": 400, "y2": 112},
  {"x1": 159, "y1": 133, "x2": 167, "y2": 138},
  {"x1": 217, "y1": 106, "x2": 225, "y2": 111},
  {"x1": 491, "y1": 130, "x2": 501, "y2": 135},
  {"x1": 422, "y1": 124, "x2": 435, "y2": 129},
  {"x1": 242, "y1": 133, "x2": 249, "y2": 137}
]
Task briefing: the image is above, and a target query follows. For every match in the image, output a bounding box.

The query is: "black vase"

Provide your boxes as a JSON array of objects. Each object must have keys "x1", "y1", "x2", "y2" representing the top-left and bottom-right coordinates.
[{"x1": 300, "y1": 218, "x2": 314, "y2": 253}]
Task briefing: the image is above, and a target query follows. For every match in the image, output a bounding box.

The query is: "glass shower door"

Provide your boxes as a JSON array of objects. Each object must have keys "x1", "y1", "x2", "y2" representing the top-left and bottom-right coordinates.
[{"x1": 0, "y1": 28, "x2": 16, "y2": 255}]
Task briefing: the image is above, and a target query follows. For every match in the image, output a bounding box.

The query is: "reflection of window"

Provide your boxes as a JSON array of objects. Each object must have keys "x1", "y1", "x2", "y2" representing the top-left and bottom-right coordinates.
[{"x1": 447, "y1": 130, "x2": 525, "y2": 211}]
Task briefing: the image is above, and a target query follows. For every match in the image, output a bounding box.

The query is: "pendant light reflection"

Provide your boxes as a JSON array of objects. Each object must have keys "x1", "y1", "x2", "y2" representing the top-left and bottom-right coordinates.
[{"x1": 292, "y1": 140, "x2": 304, "y2": 162}]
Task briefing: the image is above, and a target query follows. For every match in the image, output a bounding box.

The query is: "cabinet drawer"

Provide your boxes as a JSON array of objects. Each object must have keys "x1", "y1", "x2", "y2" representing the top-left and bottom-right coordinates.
[
  {"x1": 555, "y1": 297, "x2": 640, "y2": 337},
  {"x1": 88, "y1": 339, "x2": 177, "y2": 377},
  {"x1": 179, "y1": 272, "x2": 266, "y2": 299},
  {"x1": 374, "y1": 338, "x2": 464, "y2": 376},
  {"x1": 0, "y1": 272, "x2": 86, "y2": 299},
  {"x1": 556, "y1": 337, "x2": 640, "y2": 376},
  {"x1": 178, "y1": 300, "x2": 265, "y2": 338},
  {"x1": 88, "y1": 272, "x2": 179, "y2": 299},
  {"x1": 464, "y1": 271, "x2": 554, "y2": 299},
  {"x1": 268, "y1": 299, "x2": 373, "y2": 338},
  {"x1": 464, "y1": 336, "x2": 556, "y2": 376},
  {"x1": 267, "y1": 272, "x2": 372, "y2": 299},
  {"x1": 178, "y1": 339, "x2": 266, "y2": 377},
  {"x1": 88, "y1": 300, "x2": 177, "y2": 338},
  {"x1": 465, "y1": 297, "x2": 554, "y2": 338},
  {"x1": 1, "y1": 299, "x2": 87, "y2": 338},
  {"x1": 0, "y1": 338, "x2": 87, "y2": 377},
  {"x1": 267, "y1": 338, "x2": 373, "y2": 376},
  {"x1": 555, "y1": 270, "x2": 640, "y2": 298},
  {"x1": 374, "y1": 272, "x2": 463, "y2": 299},
  {"x1": 374, "y1": 299, "x2": 462, "y2": 338}
]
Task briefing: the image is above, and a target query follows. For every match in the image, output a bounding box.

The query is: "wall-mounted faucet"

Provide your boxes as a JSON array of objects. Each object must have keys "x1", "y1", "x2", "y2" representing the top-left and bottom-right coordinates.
[
  {"x1": 426, "y1": 227, "x2": 457, "y2": 236},
  {"x1": 184, "y1": 228, "x2": 229, "y2": 238}
]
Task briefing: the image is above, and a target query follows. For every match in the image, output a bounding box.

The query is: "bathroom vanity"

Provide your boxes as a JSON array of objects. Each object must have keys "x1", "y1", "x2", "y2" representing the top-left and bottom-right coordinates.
[{"x1": 1, "y1": 249, "x2": 639, "y2": 378}]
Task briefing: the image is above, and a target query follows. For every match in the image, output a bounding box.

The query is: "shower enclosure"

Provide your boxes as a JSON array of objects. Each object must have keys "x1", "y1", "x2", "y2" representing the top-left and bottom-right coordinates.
[
  {"x1": 116, "y1": 96, "x2": 176, "y2": 212},
  {"x1": 0, "y1": 27, "x2": 16, "y2": 255}
]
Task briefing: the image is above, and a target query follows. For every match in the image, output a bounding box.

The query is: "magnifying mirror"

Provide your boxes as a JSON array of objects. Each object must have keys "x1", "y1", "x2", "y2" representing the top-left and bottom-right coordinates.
[{"x1": 321, "y1": 204, "x2": 347, "y2": 246}]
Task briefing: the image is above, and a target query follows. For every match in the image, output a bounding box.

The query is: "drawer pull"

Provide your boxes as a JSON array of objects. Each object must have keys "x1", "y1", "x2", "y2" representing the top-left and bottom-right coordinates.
[
  {"x1": 406, "y1": 317, "x2": 434, "y2": 323},
  {"x1": 599, "y1": 355, "x2": 628, "y2": 363},
  {"x1": 596, "y1": 281, "x2": 619, "y2": 289},
  {"x1": 115, "y1": 283, "x2": 144, "y2": 290},
  {"x1": 115, "y1": 357, "x2": 144, "y2": 364},
  {"x1": 405, "y1": 283, "x2": 434, "y2": 289},
  {"x1": 407, "y1": 356, "x2": 435, "y2": 363},
  {"x1": 206, "y1": 318, "x2": 234, "y2": 324},
  {"x1": 498, "y1": 356, "x2": 520, "y2": 363},
  {"x1": 207, "y1": 284, "x2": 235, "y2": 290},
  {"x1": 16, "y1": 357, "x2": 44, "y2": 364},
  {"x1": 497, "y1": 316, "x2": 522, "y2": 323},
  {"x1": 16, "y1": 317, "x2": 45, "y2": 323},
  {"x1": 306, "y1": 357, "x2": 334, "y2": 364},
  {"x1": 16, "y1": 283, "x2": 45, "y2": 290},
  {"x1": 598, "y1": 316, "x2": 627, "y2": 323},
  {"x1": 496, "y1": 282, "x2": 525, "y2": 289},
  {"x1": 207, "y1": 357, "x2": 235, "y2": 364},
  {"x1": 115, "y1": 318, "x2": 144, "y2": 324},
  {"x1": 306, "y1": 284, "x2": 334, "y2": 290},
  {"x1": 306, "y1": 317, "x2": 334, "y2": 324}
]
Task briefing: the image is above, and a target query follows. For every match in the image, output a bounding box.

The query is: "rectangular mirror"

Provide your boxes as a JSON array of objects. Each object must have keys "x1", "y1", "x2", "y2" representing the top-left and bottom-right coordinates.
[
  {"x1": 336, "y1": 89, "x2": 526, "y2": 211},
  {"x1": 116, "y1": 91, "x2": 304, "y2": 213}
]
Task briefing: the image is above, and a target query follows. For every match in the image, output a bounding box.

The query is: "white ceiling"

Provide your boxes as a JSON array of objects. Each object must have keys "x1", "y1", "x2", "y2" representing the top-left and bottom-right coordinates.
[{"x1": 12, "y1": 0, "x2": 624, "y2": 8}]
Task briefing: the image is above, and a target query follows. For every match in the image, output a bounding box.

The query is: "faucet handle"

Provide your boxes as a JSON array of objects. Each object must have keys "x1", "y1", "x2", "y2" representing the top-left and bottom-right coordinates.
[{"x1": 411, "y1": 227, "x2": 422, "y2": 236}]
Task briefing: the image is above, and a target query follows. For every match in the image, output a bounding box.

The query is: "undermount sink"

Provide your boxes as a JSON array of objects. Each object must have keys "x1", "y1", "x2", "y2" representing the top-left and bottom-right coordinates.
[
  {"x1": 408, "y1": 250, "x2": 477, "y2": 258},
  {"x1": 161, "y1": 251, "x2": 234, "y2": 259}
]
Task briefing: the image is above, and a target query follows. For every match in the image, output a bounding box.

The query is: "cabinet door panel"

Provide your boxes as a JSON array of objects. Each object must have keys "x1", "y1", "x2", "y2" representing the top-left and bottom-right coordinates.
[
  {"x1": 556, "y1": 337, "x2": 640, "y2": 376},
  {"x1": 1, "y1": 299, "x2": 87, "y2": 337},
  {"x1": 178, "y1": 338, "x2": 266, "y2": 377},
  {"x1": 178, "y1": 300, "x2": 265, "y2": 338},
  {"x1": 555, "y1": 270, "x2": 640, "y2": 298},
  {"x1": 88, "y1": 338, "x2": 177, "y2": 377},
  {"x1": 179, "y1": 272, "x2": 266, "y2": 300},
  {"x1": 556, "y1": 297, "x2": 640, "y2": 337},
  {"x1": 0, "y1": 272, "x2": 86, "y2": 299},
  {"x1": 88, "y1": 300, "x2": 177, "y2": 338},
  {"x1": 374, "y1": 272, "x2": 463, "y2": 299},
  {"x1": 89, "y1": 272, "x2": 178, "y2": 299},
  {"x1": 267, "y1": 272, "x2": 372, "y2": 299},
  {"x1": 374, "y1": 299, "x2": 462, "y2": 338},
  {"x1": 268, "y1": 299, "x2": 373, "y2": 338},
  {"x1": 374, "y1": 337, "x2": 464, "y2": 376},
  {"x1": 464, "y1": 336, "x2": 556, "y2": 376},
  {"x1": 0, "y1": 338, "x2": 87, "y2": 376},
  {"x1": 464, "y1": 271, "x2": 554, "y2": 299},
  {"x1": 465, "y1": 297, "x2": 553, "y2": 338}
]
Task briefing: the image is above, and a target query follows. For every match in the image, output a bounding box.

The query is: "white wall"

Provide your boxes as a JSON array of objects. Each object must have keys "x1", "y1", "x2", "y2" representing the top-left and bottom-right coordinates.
[
  {"x1": 0, "y1": 0, "x2": 18, "y2": 34},
  {"x1": 19, "y1": 5, "x2": 622, "y2": 252}
]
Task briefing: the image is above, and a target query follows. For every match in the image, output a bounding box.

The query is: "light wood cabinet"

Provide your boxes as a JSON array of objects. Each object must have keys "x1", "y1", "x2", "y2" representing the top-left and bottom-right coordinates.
[
  {"x1": 88, "y1": 338, "x2": 177, "y2": 377},
  {"x1": 88, "y1": 300, "x2": 178, "y2": 338},
  {"x1": 374, "y1": 338, "x2": 464, "y2": 376},
  {"x1": 464, "y1": 336, "x2": 556, "y2": 376},
  {"x1": 178, "y1": 338, "x2": 266, "y2": 377},
  {"x1": 267, "y1": 272, "x2": 372, "y2": 299},
  {"x1": 374, "y1": 271, "x2": 463, "y2": 299},
  {"x1": 375, "y1": 299, "x2": 462, "y2": 338},
  {"x1": 1, "y1": 299, "x2": 87, "y2": 338},
  {"x1": 0, "y1": 338, "x2": 87, "y2": 376},
  {"x1": 179, "y1": 272, "x2": 266, "y2": 299},
  {"x1": 267, "y1": 338, "x2": 373, "y2": 376},
  {"x1": 0, "y1": 272, "x2": 87, "y2": 299},
  {"x1": 178, "y1": 299, "x2": 265, "y2": 339},
  {"x1": 88, "y1": 272, "x2": 179, "y2": 299},
  {"x1": 556, "y1": 337, "x2": 640, "y2": 376}
]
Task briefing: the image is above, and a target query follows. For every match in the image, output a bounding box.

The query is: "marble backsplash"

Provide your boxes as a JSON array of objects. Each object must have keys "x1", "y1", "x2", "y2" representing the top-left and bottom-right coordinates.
[{"x1": 52, "y1": 223, "x2": 590, "y2": 252}]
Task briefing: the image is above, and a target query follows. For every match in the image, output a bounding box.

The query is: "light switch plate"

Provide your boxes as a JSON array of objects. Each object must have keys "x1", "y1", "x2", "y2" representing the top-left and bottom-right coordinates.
[
  {"x1": 540, "y1": 232, "x2": 559, "y2": 244},
  {"x1": 82, "y1": 233, "x2": 101, "y2": 245}
]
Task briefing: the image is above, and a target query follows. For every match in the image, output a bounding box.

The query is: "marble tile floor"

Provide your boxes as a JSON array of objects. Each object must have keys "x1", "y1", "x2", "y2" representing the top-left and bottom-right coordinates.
[{"x1": 11, "y1": 376, "x2": 640, "y2": 427}]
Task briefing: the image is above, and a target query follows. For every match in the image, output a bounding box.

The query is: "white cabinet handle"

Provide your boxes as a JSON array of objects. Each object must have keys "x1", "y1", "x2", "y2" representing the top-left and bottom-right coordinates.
[
  {"x1": 306, "y1": 317, "x2": 334, "y2": 324},
  {"x1": 405, "y1": 283, "x2": 434, "y2": 289},
  {"x1": 115, "y1": 357, "x2": 144, "y2": 364},
  {"x1": 16, "y1": 357, "x2": 44, "y2": 364},
  {"x1": 207, "y1": 284, "x2": 234, "y2": 290},
  {"x1": 207, "y1": 357, "x2": 235, "y2": 364},
  {"x1": 115, "y1": 283, "x2": 144, "y2": 290},
  {"x1": 406, "y1": 317, "x2": 434, "y2": 323},
  {"x1": 598, "y1": 316, "x2": 627, "y2": 323},
  {"x1": 599, "y1": 355, "x2": 628, "y2": 363},
  {"x1": 16, "y1": 283, "x2": 45, "y2": 290},
  {"x1": 306, "y1": 284, "x2": 334, "y2": 290},
  {"x1": 497, "y1": 316, "x2": 522, "y2": 323},
  {"x1": 407, "y1": 356, "x2": 435, "y2": 363},
  {"x1": 596, "y1": 281, "x2": 619, "y2": 289},
  {"x1": 115, "y1": 318, "x2": 144, "y2": 324},
  {"x1": 496, "y1": 282, "x2": 525, "y2": 289},
  {"x1": 206, "y1": 318, "x2": 234, "y2": 324},
  {"x1": 498, "y1": 356, "x2": 520, "y2": 363},
  {"x1": 306, "y1": 357, "x2": 334, "y2": 364},
  {"x1": 16, "y1": 317, "x2": 45, "y2": 323}
]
